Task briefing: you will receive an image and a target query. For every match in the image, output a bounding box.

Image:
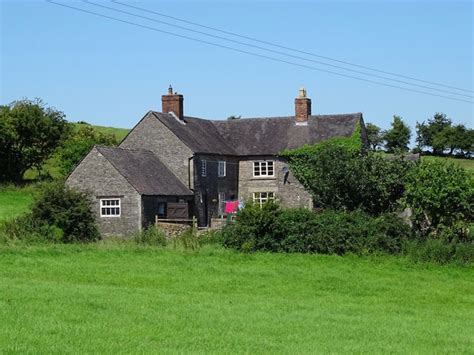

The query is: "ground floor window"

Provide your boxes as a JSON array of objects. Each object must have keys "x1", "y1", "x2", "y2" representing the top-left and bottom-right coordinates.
[
  {"x1": 252, "y1": 192, "x2": 275, "y2": 207},
  {"x1": 100, "y1": 198, "x2": 121, "y2": 217}
]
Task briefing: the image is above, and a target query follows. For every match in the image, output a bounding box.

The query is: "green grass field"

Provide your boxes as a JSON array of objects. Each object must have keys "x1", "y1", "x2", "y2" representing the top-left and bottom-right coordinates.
[
  {"x1": 0, "y1": 244, "x2": 472, "y2": 353},
  {"x1": 0, "y1": 186, "x2": 35, "y2": 222},
  {"x1": 422, "y1": 155, "x2": 474, "y2": 171}
]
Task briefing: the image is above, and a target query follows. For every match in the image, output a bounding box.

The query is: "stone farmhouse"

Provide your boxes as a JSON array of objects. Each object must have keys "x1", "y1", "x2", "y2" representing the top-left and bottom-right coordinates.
[{"x1": 67, "y1": 87, "x2": 368, "y2": 235}]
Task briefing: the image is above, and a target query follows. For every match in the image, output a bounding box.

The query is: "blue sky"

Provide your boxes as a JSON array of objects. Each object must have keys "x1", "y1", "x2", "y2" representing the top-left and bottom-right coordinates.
[{"x1": 1, "y1": 0, "x2": 473, "y2": 134}]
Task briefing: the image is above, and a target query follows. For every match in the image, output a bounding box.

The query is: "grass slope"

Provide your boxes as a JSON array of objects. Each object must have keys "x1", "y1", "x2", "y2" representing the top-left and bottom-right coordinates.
[
  {"x1": 0, "y1": 186, "x2": 34, "y2": 222},
  {"x1": 0, "y1": 245, "x2": 472, "y2": 353}
]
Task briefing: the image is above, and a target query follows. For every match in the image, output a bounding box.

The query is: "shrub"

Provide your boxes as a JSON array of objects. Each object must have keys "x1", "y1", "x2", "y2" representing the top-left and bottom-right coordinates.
[
  {"x1": 404, "y1": 160, "x2": 473, "y2": 240},
  {"x1": 30, "y1": 182, "x2": 100, "y2": 243},
  {"x1": 405, "y1": 239, "x2": 473, "y2": 265},
  {"x1": 134, "y1": 226, "x2": 166, "y2": 246},
  {"x1": 282, "y1": 138, "x2": 414, "y2": 215},
  {"x1": 221, "y1": 201, "x2": 281, "y2": 252},
  {"x1": 221, "y1": 203, "x2": 412, "y2": 255}
]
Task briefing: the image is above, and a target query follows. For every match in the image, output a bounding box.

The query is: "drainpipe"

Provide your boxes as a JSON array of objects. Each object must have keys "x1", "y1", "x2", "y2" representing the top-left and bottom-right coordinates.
[{"x1": 188, "y1": 155, "x2": 194, "y2": 190}]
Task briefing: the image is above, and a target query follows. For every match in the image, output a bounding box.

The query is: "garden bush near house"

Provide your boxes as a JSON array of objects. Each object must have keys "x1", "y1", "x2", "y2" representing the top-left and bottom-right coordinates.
[
  {"x1": 221, "y1": 202, "x2": 412, "y2": 255},
  {"x1": 404, "y1": 160, "x2": 473, "y2": 241},
  {"x1": 0, "y1": 182, "x2": 100, "y2": 244},
  {"x1": 281, "y1": 136, "x2": 414, "y2": 216}
]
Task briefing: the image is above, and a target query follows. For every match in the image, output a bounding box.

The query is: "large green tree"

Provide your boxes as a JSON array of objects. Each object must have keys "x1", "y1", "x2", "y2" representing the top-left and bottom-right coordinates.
[
  {"x1": 282, "y1": 137, "x2": 414, "y2": 216},
  {"x1": 384, "y1": 115, "x2": 412, "y2": 153},
  {"x1": 0, "y1": 99, "x2": 70, "y2": 182},
  {"x1": 416, "y1": 112, "x2": 452, "y2": 154},
  {"x1": 365, "y1": 123, "x2": 384, "y2": 151}
]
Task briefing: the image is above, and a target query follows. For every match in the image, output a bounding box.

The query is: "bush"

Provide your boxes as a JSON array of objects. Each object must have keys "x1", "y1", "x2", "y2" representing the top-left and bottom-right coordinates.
[
  {"x1": 405, "y1": 160, "x2": 473, "y2": 240},
  {"x1": 221, "y1": 202, "x2": 412, "y2": 255},
  {"x1": 133, "y1": 226, "x2": 166, "y2": 246},
  {"x1": 282, "y1": 138, "x2": 414, "y2": 215},
  {"x1": 29, "y1": 182, "x2": 100, "y2": 243},
  {"x1": 405, "y1": 239, "x2": 473, "y2": 265}
]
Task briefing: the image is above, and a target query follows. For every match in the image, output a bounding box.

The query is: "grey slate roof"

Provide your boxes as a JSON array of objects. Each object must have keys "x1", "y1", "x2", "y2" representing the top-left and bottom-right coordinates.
[
  {"x1": 96, "y1": 146, "x2": 193, "y2": 196},
  {"x1": 152, "y1": 112, "x2": 362, "y2": 156},
  {"x1": 212, "y1": 114, "x2": 362, "y2": 155},
  {"x1": 151, "y1": 112, "x2": 236, "y2": 155}
]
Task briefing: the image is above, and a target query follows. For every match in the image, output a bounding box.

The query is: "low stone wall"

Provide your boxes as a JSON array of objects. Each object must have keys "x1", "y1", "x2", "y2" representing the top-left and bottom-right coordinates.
[
  {"x1": 156, "y1": 222, "x2": 191, "y2": 239},
  {"x1": 210, "y1": 218, "x2": 226, "y2": 230}
]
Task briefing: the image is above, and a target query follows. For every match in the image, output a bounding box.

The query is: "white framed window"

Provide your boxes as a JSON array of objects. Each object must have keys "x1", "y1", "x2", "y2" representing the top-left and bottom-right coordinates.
[
  {"x1": 100, "y1": 198, "x2": 121, "y2": 217},
  {"x1": 252, "y1": 192, "x2": 275, "y2": 207},
  {"x1": 253, "y1": 161, "x2": 275, "y2": 177},
  {"x1": 218, "y1": 161, "x2": 226, "y2": 177},
  {"x1": 201, "y1": 160, "x2": 207, "y2": 177}
]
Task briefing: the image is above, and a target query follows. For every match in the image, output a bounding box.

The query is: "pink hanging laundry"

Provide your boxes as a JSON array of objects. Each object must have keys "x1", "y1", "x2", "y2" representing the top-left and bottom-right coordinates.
[{"x1": 225, "y1": 200, "x2": 239, "y2": 214}]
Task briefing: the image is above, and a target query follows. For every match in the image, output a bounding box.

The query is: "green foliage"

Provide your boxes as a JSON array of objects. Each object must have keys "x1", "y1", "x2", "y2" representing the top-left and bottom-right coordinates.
[
  {"x1": 283, "y1": 138, "x2": 414, "y2": 215},
  {"x1": 0, "y1": 99, "x2": 70, "y2": 182},
  {"x1": 29, "y1": 182, "x2": 100, "y2": 243},
  {"x1": 365, "y1": 122, "x2": 383, "y2": 151},
  {"x1": 416, "y1": 112, "x2": 452, "y2": 154},
  {"x1": 405, "y1": 239, "x2": 473, "y2": 265},
  {"x1": 58, "y1": 125, "x2": 118, "y2": 175},
  {"x1": 221, "y1": 202, "x2": 412, "y2": 255},
  {"x1": 133, "y1": 226, "x2": 167, "y2": 246},
  {"x1": 405, "y1": 160, "x2": 473, "y2": 240},
  {"x1": 384, "y1": 115, "x2": 411, "y2": 152}
]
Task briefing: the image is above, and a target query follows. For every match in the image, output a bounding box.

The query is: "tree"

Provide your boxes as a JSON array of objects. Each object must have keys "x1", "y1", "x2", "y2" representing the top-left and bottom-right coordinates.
[
  {"x1": 365, "y1": 123, "x2": 383, "y2": 151},
  {"x1": 57, "y1": 125, "x2": 118, "y2": 175},
  {"x1": 416, "y1": 112, "x2": 452, "y2": 154},
  {"x1": 405, "y1": 160, "x2": 473, "y2": 240},
  {"x1": 0, "y1": 99, "x2": 70, "y2": 182},
  {"x1": 384, "y1": 115, "x2": 411, "y2": 152},
  {"x1": 282, "y1": 138, "x2": 414, "y2": 215}
]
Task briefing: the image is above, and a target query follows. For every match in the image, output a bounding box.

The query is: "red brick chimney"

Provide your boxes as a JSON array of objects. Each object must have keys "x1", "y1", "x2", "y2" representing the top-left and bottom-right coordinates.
[
  {"x1": 162, "y1": 85, "x2": 184, "y2": 119},
  {"x1": 295, "y1": 87, "x2": 311, "y2": 125}
]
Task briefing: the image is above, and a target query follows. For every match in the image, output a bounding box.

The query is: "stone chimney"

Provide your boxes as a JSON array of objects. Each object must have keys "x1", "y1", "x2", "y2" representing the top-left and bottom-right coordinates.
[
  {"x1": 295, "y1": 87, "x2": 311, "y2": 125},
  {"x1": 162, "y1": 85, "x2": 184, "y2": 119}
]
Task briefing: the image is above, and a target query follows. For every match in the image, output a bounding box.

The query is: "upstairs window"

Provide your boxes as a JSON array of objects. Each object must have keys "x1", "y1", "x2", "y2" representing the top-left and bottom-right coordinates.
[
  {"x1": 253, "y1": 161, "x2": 274, "y2": 177},
  {"x1": 201, "y1": 160, "x2": 207, "y2": 177},
  {"x1": 100, "y1": 198, "x2": 121, "y2": 217},
  {"x1": 252, "y1": 192, "x2": 275, "y2": 207},
  {"x1": 218, "y1": 161, "x2": 226, "y2": 177}
]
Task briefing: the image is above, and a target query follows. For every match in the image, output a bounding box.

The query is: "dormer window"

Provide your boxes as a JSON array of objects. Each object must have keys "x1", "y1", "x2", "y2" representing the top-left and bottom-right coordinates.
[{"x1": 253, "y1": 161, "x2": 274, "y2": 177}]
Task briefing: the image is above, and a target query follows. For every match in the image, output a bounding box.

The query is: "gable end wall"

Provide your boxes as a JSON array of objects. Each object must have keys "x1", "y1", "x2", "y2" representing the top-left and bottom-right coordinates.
[
  {"x1": 66, "y1": 147, "x2": 141, "y2": 236},
  {"x1": 120, "y1": 113, "x2": 193, "y2": 186}
]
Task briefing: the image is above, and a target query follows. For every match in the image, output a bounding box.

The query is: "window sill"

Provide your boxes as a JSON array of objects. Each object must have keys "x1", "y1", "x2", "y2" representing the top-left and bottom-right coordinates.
[{"x1": 251, "y1": 176, "x2": 276, "y2": 180}]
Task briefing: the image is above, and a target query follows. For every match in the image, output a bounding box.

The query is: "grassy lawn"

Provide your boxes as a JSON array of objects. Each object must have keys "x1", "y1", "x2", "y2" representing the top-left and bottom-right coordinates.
[
  {"x1": 422, "y1": 155, "x2": 474, "y2": 171},
  {"x1": 0, "y1": 186, "x2": 35, "y2": 222},
  {"x1": 0, "y1": 244, "x2": 472, "y2": 353}
]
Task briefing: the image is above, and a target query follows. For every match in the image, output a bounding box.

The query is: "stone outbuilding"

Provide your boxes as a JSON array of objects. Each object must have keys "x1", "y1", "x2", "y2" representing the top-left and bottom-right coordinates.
[{"x1": 66, "y1": 146, "x2": 193, "y2": 236}]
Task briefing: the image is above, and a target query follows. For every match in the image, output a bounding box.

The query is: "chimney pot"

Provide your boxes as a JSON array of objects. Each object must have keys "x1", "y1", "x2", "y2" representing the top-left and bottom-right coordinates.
[{"x1": 295, "y1": 87, "x2": 311, "y2": 125}]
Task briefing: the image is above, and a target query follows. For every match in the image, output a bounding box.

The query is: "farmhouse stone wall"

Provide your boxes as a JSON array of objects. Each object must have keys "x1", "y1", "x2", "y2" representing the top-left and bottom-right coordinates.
[
  {"x1": 238, "y1": 156, "x2": 312, "y2": 208},
  {"x1": 120, "y1": 112, "x2": 193, "y2": 186},
  {"x1": 66, "y1": 147, "x2": 141, "y2": 236}
]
